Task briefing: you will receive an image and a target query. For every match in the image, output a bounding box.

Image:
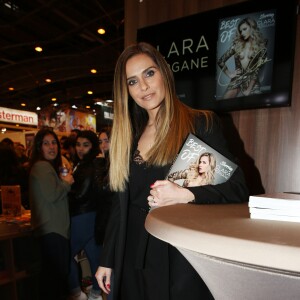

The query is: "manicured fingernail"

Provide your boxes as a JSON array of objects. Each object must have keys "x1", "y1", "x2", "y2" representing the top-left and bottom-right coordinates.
[
  {"x1": 106, "y1": 283, "x2": 111, "y2": 289},
  {"x1": 150, "y1": 183, "x2": 155, "y2": 188}
]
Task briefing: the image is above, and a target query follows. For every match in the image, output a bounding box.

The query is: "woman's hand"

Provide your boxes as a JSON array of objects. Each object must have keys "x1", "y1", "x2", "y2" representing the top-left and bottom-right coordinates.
[
  {"x1": 147, "y1": 180, "x2": 195, "y2": 207},
  {"x1": 228, "y1": 68, "x2": 241, "y2": 79},
  {"x1": 95, "y1": 266, "x2": 112, "y2": 294},
  {"x1": 60, "y1": 172, "x2": 74, "y2": 185}
]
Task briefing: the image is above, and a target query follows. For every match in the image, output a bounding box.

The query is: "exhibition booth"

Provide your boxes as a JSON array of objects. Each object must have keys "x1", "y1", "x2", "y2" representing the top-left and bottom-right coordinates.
[{"x1": 0, "y1": 106, "x2": 97, "y2": 149}]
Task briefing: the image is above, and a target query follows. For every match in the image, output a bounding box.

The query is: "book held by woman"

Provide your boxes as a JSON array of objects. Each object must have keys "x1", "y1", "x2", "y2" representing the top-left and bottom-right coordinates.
[{"x1": 166, "y1": 133, "x2": 237, "y2": 187}]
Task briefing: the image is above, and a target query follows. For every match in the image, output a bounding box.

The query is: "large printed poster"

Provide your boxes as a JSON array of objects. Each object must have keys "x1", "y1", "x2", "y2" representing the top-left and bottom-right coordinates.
[
  {"x1": 137, "y1": 1, "x2": 296, "y2": 112},
  {"x1": 216, "y1": 10, "x2": 276, "y2": 100}
]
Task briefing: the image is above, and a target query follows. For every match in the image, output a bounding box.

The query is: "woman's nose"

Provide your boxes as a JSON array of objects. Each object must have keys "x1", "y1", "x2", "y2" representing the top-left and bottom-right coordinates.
[{"x1": 140, "y1": 79, "x2": 149, "y2": 91}]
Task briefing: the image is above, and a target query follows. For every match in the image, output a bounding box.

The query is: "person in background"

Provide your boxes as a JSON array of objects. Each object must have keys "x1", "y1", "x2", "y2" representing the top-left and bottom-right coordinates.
[
  {"x1": 68, "y1": 130, "x2": 103, "y2": 300},
  {"x1": 94, "y1": 126, "x2": 114, "y2": 300},
  {"x1": 60, "y1": 135, "x2": 68, "y2": 149},
  {"x1": 62, "y1": 135, "x2": 77, "y2": 169},
  {"x1": 59, "y1": 135, "x2": 72, "y2": 172},
  {"x1": 95, "y1": 42, "x2": 249, "y2": 300},
  {"x1": 95, "y1": 126, "x2": 112, "y2": 243},
  {"x1": 29, "y1": 128, "x2": 74, "y2": 300},
  {"x1": 98, "y1": 126, "x2": 111, "y2": 158},
  {"x1": 0, "y1": 143, "x2": 29, "y2": 210},
  {"x1": 0, "y1": 137, "x2": 14, "y2": 149},
  {"x1": 14, "y1": 142, "x2": 30, "y2": 169},
  {"x1": 70, "y1": 128, "x2": 81, "y2": 139},
  {"x1": 168, "y1": 152, "x2": 216, "y2": 187}
]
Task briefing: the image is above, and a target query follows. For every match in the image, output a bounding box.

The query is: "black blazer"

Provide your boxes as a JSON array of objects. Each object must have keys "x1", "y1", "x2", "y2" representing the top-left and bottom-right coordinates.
[{"x1": 99, "y1": 113, "x2": 249, "y2": 299}]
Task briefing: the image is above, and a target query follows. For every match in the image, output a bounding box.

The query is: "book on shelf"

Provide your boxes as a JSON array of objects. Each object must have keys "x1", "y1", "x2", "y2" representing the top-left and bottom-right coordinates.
[{"x1": 166, "y1": 133, "x2": 237, "y2": 187}]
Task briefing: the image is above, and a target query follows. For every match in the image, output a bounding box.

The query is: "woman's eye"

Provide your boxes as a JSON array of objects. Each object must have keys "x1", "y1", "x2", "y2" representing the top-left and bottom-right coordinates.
[
  {"x1": 127, "y1": 79, "x2": 137, "y2": 86},
  {"x1": 146, "y1": 69, "x2": 155, "y2": 77}
]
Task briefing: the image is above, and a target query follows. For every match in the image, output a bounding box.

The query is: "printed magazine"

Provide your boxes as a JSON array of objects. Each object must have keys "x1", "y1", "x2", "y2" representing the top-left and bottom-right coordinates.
[{"x1": 167, "y1": 133, "x2": 237, "y2": 187}]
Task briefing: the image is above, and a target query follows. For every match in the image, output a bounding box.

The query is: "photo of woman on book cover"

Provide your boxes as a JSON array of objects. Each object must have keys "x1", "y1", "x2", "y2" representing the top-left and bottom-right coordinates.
[
  {"x1": 167, "y1": 152, "x2": 216, "y2": 187},
  {"x1": 216, "y1": 10, "x2": 275, "y2": 100}
]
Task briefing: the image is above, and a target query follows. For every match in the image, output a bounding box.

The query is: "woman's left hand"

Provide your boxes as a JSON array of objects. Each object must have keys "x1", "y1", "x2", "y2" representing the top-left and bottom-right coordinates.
[{"x1": 147, "y1": 180, "x2": 195, "y2": 207}]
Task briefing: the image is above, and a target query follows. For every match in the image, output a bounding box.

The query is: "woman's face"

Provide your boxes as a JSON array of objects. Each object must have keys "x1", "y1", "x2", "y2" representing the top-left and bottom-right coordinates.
[
  {"x1": 41, "y1": 134, "x2": 58, "y2": 161},
  {"x1": 239, "y1": 22, "x2": 251, "y2": 40},
  {"x1": 126, "y1": 53, "x2": 166, "y2": 113},
  {"x1": 76, "y1": 137, "x2": 92, "y2": 160},
  {"x1": 198, "y1": 156, "x2": 210, "y2": 174},
  {"x1": 99, "y1": 132, "x2": 110, "y2": 153}
]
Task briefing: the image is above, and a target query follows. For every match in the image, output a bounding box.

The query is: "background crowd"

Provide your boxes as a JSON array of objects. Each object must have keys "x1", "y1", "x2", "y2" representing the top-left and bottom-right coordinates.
[{"x1": 0, "y1": 126, "x2": 113, "y2": 300}]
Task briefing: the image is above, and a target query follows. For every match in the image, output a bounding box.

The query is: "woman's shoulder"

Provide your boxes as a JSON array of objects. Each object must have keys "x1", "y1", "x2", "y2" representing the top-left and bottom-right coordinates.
[
  {"x1": 31, "y1": 160, "x2": 53, "y2": 173},
  {"x1": 33, "y1": 160, "x2": 51, "y2": 168}
]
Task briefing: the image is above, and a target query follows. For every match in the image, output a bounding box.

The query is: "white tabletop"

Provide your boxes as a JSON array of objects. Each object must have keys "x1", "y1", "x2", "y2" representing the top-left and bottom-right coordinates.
[{"x1": 145, "y1": 203, "x2": 300, "y2": 273}]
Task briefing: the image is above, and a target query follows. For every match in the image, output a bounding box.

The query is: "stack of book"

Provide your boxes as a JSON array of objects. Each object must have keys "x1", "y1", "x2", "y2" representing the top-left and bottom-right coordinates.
[{"x1": 249, "y1": 192, "x2": 300, "y2": 222}]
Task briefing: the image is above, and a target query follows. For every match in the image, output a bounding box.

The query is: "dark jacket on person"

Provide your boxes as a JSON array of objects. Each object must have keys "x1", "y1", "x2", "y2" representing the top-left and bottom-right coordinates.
[
  {"x1": 99, "y1": 114, "x2": 249, "y2": 300},
  {"x1": 68, "y1": 157, "x2": 101, "y2": 216},
  {"x1": 93, "y1": 156, "x2": 115, "y2": 245}
]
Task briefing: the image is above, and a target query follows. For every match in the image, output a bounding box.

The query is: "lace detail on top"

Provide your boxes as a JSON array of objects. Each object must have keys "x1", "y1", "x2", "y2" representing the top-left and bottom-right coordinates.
[{"x1": 133, "y1": 149, "x2": 145, "y2": 165}]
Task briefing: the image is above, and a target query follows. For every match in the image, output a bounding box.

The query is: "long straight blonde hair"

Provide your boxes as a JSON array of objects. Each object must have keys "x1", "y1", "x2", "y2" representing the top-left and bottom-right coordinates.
[{"x1": 109, "y1": 42, "x2": 213, "y2": 191}]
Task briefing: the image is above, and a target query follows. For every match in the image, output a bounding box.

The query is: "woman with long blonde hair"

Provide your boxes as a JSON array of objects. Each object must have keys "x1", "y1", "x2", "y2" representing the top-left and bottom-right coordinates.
[
  {"x1": 95, "y1": 42, "x2": 248, "y2": 300},
  {"x1": 217, "y1": 17, "x2": 267, "y2": 99},
  {"x1": 168, "y1": 152, "x2": 216, "y2": 187}
]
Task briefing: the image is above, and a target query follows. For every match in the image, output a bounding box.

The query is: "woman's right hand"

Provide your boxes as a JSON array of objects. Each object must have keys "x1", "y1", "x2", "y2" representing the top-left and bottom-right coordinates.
[
  {"x1": 228, "y1": 68, "x2": 241, "y2": 79},
  {"x1": 61, "y1": 172, "x2": 74, "y2": 185},
  {"x1": 95, "y1": 266, "x2": 112, "y2": 294}
]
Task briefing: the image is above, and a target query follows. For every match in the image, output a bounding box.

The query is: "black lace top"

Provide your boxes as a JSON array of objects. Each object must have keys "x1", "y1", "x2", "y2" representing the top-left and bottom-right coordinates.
[{"x1": 129, "y1": 149, "x2": 169, "y2": 212}]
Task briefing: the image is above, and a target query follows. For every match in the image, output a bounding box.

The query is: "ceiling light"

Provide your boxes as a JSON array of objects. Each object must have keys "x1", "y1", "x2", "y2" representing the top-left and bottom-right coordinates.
[
  {"x1": 35, "y1": 46, "x2": 43, "y2": 52},
  {"x1": 45, "y1": 78, "x2": 52, "y2": 83},
  {"x1": 36, "y1": 107, "x2": 41, "y2": 111},
  {"x1": 4, "y1": 2, "x2": 19, "y2": 10},
  {"x1": 106, "y1": 99, "x2": 113, "y2": 103},
  {"x1": 8, "y1": 87, "x2": 14, "y2": 91},
  {"x1": 90, "y1": 69, "x2": 97, "y2": 74},
  {"x1": 51, "y1": 98, "x2": 57, "y2": 101},
  {"x1": 97, "y1": 28, "x2": 106, "y2": 35},
  {"x1": 87, "y1": 91, "x2": 93, "y2": 95},
  {"x1": 72, "y1": 105, "x2": 78, "y2": 109},
  {"x1": 21, "y1": 103, "x2": 26, "y2": 107},
  {"x1": 86, "y1": 105, "x2": 91, "y2": 109},
  {"x1": 53, "y1": 103, "x2": 58, "y2": 107}
]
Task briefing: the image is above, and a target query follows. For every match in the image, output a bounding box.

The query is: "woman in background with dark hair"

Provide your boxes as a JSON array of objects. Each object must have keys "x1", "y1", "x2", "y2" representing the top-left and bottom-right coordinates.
[
  {"x1": 95, "y1": 126, "x2": 113, "y2": 244},
  {"x1": 29, "y1": 128, "x2": 74, "y2": 300},
  {"x1": 68, "y1": 130, "x2": 103, "y2": 300},
  {"x1": 98, "y1": 126, "x2": 111, "y2": 158},
  {"x1": 94, "y1": 126, "x2": 115, "y2": 300}
]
